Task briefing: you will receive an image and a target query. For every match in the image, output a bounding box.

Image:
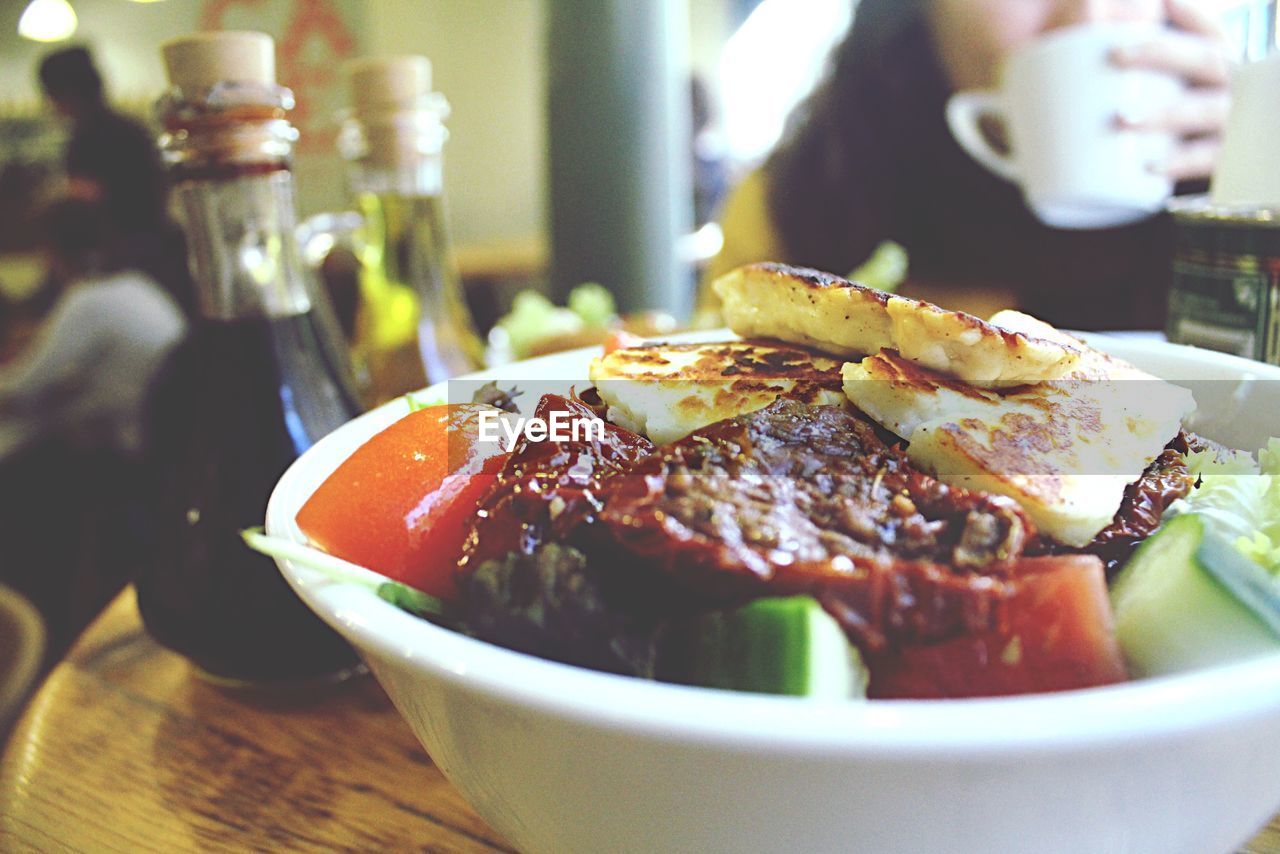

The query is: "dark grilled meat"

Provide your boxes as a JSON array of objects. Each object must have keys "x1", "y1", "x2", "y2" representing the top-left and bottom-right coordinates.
[
  {"x1": 596, "y1": 399, "x2": 1035, "y2": 652},
  {"x1": 460, "y1": 394, "x2": 653, "y2": 571},
  {"x1": 572, "y1": 385, "x2": 611, "y2": 421}
]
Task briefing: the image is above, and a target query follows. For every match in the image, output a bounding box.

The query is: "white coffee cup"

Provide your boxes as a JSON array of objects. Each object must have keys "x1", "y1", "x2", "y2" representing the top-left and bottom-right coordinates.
[
  {"x1": 946, "y1": 23, "x2": 1183, "y2": 230},
  {"x1": 1211, "y1": 52, "x2": 1280, "y2": 207}
]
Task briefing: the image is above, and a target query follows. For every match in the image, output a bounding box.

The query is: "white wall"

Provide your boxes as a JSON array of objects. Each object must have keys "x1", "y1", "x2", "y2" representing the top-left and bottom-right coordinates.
[
  {"x1": 1, "y1": 0, "x2": 735, "y2": 246},
  {"x1": 363, "y1": 0, "x2": 728, "y2": 246},
  {"x1": 363, "y1": 0, "x2": 547, "y2": 245},
  {"x1": 689, "y1": 0, "x2": 732, "y2": 93}
]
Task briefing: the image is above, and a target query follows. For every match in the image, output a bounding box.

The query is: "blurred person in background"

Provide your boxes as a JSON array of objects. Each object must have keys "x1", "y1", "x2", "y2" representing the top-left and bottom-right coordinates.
[
  {"x1": 0, "y1": 199, "x2": 187, "y2": 460},
  {"x1": 701, "y1": 0, "x2": 1233, "y2": 330},
  {"x1": 38, "y1": 46, "x2": 195, "y2": 318},
  {"x1": 0, "y1": 199, "x2": 186, "y2": 660}
]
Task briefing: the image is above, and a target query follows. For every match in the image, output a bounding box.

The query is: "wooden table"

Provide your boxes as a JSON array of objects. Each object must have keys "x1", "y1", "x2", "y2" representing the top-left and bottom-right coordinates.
[
  {"x1": 0, "y1": 588, "x2": 512, "y2": 852},
  {"x1": 2, "y1": 589, "x2": 1279, "y2": 853}
]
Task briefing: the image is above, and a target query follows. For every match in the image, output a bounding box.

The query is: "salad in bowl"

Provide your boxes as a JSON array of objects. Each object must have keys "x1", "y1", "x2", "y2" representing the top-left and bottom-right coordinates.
[{"x1": 257, "y1": 263, "x2": 1280, "y2": 853}]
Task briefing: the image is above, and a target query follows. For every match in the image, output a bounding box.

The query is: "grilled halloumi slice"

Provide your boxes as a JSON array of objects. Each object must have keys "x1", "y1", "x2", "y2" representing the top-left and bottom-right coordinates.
[
  {"x1": 589, "y1": 339, "x2": 845, "y2": 445},
  {"x1": 987, "y1": 309, "x2": 1153, "y2": 381},
  {"x1": 842, "y1": 348, "x2": 1194, "y2": 547},
  {"x1": 712, "y1": 263, "x2": 1083, "y2": 387}
]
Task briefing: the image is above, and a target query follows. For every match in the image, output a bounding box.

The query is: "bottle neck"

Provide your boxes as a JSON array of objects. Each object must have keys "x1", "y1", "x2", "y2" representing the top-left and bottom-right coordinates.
[
  {"x1": 342, "y1": 107, "x2": 466, "y2": 315},
  {"x1": 337, "y1": 96, "x2": 484, "y2": 383},
  {"x1": 173, "y1": 167, "x2": 313, "y2": 320},
  {"x1": 338, "y1": 101, "x2": 449, "y2": 197},
  {"x1": 346, "y1": 157, "x2": 444, "y2": 198},
  {"x1": 159, "y1": 83, "x2": 312, "y2": 321}
]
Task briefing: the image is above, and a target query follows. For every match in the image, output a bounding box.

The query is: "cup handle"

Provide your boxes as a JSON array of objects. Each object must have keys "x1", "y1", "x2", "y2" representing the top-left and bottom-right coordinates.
[{"x1": 945, "y1": 91, "x2": 1019, "y2": 183}]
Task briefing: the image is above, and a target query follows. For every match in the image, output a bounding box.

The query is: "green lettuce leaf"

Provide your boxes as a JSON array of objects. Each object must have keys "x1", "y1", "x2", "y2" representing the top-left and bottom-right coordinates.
[
  {"x1": 406, "y1": 389, "x2": 447, "y2": 412},
  {"x1": 1173, "y1": 438, "x2": 1280, "y2": 579},
  {"x1": 567, "y1": 282, "x2": 617, "y2": 328},
  {"x1": 242, "y1": 527, "x2": 383, "y2": 589},
  {"x1": 243, "y1": 527, "x2": 447, "y2": 619},
  {"x1": 1174, "y1": 474, "x2": 1269, "y2": 550},
  {"x1": 848, "y1": 240, "x2": 908, "y2": 293},
  {"x1": 1259, "y1": 438, "x2": 1280, "y2": 477},
  {"x1": 497, "y1": 291, "x2": 584, "y2": 360},
  {"x1": 376, "y1": 580, "x2": 445, "y2": 618},
  {"x1": 1184, "y1": 447, "x2": 1259, "y2": 478}
]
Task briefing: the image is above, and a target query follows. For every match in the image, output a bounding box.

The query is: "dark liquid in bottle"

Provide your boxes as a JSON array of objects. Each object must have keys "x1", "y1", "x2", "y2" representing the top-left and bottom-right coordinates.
[{"x1": 137, "y1": 312, "x2": 362, "y2": 683}]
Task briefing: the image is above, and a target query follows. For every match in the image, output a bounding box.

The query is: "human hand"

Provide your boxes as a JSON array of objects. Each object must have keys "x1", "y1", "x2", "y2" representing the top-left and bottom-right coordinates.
[{"x1": 1110, "y1": 0, "x2": 1233, "y2": 182}]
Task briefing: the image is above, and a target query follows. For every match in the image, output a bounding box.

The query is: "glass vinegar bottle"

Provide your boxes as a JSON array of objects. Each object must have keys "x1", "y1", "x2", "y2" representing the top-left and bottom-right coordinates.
[{"x1": 136, "y1": 32, "x2": 362, "y2": 685}]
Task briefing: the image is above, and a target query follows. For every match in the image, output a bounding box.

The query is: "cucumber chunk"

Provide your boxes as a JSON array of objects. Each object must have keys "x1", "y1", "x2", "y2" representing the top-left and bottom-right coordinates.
[
  {"x1": 1110, "y1": 514, "x2": 1280, "y2": 677},
  {"x1": 687, "y1": 596, "x2": 868, "y2": 698}
]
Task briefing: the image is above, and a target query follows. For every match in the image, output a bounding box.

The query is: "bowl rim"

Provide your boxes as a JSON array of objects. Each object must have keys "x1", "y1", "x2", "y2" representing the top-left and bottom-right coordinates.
[{"x1": 267, "y1": 332, "x2": 1280, "y2": 755}]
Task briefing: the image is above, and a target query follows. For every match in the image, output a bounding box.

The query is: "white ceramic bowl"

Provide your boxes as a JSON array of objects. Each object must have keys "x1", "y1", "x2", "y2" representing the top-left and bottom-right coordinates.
[{"x1": 266, "y1": 334, "x2": 1280, "y2": 854}]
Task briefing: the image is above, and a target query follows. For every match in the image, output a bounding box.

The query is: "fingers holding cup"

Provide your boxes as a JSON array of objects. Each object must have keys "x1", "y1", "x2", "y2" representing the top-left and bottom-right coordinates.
[
  {"x1": 1109, "y1": 6, "x2": 1233, "y2": 183},
  {"x1": 1119, "y1": 87, "x2": 1229, "y2": 182},
  {"x1": 1161, "y1": 137, "x2": 1223, "y2": 183},
  {"x1": 1116, "y1": 86, "x2": 1231, "y2": 136}
]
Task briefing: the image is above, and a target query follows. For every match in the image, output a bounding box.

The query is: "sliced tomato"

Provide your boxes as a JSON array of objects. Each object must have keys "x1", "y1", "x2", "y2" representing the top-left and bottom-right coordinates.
[
  {"x1": 869, "y1": 555, "x2": 1128, "y2": 699},
  {"x1": 296, "y1": 404, "x2": 508, "y2": 600}
]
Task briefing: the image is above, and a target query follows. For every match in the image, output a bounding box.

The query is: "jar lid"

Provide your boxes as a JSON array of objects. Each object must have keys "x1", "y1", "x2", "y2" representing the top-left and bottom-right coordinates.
[
  {"x1": 345, "y1": 55, "x2": 433, "y2": 118},
  {"x1": 162, "y1": 31, "x2": 276, "y2": 92},
  {"x1": 1168, "y1": 194, "x2": 1280, "y2": 227}
]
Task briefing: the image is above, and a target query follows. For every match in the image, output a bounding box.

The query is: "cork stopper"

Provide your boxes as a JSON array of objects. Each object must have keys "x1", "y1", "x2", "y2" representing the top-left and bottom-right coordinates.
[
  {"x1": 345, "y1": 55, "x2": 433, "y2": 119},
  {"x1": 162, "y1": 31, "x2": 276, "y2": 92}
]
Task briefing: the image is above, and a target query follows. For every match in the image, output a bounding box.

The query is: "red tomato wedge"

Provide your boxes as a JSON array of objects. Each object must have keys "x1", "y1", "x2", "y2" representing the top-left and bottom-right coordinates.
[
  {"x1": 870, "y1": 555, "x2": 1128, "y2": 699},
  {"x1": 602, "y1": 329, "x2": 645, "y2": 355},
  {"x1": 296, "y1": 404, "x2": 508, "y2": 600}
]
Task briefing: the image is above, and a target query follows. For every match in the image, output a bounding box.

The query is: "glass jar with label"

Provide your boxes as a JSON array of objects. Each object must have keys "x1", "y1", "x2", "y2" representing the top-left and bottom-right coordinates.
[{"x1": 1167, "y1": 197, "x2": 1279, "y2": 365}]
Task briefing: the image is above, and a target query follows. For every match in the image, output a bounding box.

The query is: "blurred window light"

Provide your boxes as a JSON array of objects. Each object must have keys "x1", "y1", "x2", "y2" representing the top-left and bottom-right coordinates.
[
  {"x1": 677, "y1": 221, "x2": 724, "y2": 265},
  {"x1": 718, "y1": 0, "x2": 853, "y2": 165},
  {"x1": 18, "y1": 0, "x2": 78, "y2": 42}
]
